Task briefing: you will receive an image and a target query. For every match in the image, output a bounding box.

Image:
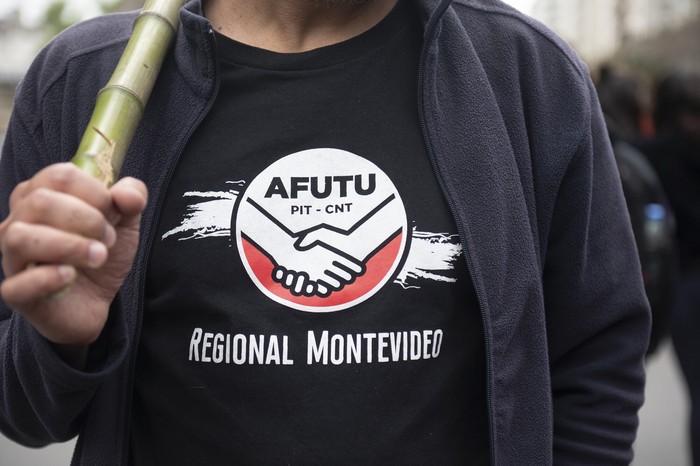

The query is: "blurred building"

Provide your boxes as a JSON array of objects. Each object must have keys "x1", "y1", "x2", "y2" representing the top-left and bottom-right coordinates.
[
  {"x1": 532, "y1": 0, "x2": 699, "y2": 64},
  {"x1": 0, "y1": 0, "x2": 144, "y2": 145},
  {"x1": 1, "y1": 0, "x2": 699, "y2": 144}
]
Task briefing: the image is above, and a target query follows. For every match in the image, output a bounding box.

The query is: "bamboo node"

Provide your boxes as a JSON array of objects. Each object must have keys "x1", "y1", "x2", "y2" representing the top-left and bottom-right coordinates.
[
  {"x1": 99, "y1": 84, "x2": 145, "y2": 112},
  {"x1": 138, "y1": 10, "x2": 178, "y2": 33}
]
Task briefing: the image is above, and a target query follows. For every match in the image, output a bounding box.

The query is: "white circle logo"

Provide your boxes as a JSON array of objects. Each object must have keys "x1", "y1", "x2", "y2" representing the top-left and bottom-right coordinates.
[{"x1": 235, "y1": 148, "x2": 408, "y2": 312}]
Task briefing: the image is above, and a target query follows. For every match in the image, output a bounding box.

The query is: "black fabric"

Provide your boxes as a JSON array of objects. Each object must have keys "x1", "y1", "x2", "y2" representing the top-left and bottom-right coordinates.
[{"x1": 131, "y1": 3, "x2": 487, "y2": 464}]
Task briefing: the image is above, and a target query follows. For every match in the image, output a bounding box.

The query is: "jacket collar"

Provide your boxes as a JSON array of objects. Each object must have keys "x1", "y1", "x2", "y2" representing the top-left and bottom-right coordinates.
[{"x1": 171, "y1": 0, "x2": 455, "y2": 106}]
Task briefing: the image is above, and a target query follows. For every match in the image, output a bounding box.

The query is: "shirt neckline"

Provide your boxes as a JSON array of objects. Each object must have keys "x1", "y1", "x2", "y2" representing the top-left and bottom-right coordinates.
[{"x1": 213, "y1": 1, "x2": 415, "y2": 71}]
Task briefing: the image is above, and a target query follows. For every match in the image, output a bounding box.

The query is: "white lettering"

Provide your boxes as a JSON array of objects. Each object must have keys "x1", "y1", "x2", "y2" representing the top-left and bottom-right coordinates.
[
  {"x1": 232, "y1": 334, "x2": 246, "y2": 364},
  {"x1": 265, "y1": 336, "x2": 280, "y2": 364},
  {"x1": 330, "y1": 334, "x2": 344, "y2": 365},
  {"x1": 188, "y1": 328, "x2": 295, "y2": 366},
  {"x1": 213, "y1": 333, "x2": 225, "y2": 363},
  {"x1": 249, "y1": 336, "x2": 264, "y2": 365},
  {"x1": 305, "y1": 329, "x2": 444, "y2": 365},
  {"x1": 189, "y1": 328, "x2": 203, "y2": 361},
  {"x1": 432, "y1": 330, "x2": 443, "y2": 358},
  {"x1": 202, "y1": 332, "x2": 213, "y2": 362},
  {"x1": 377, "y1": 332, "x2": 390, "y2": 363},
  {"x1": 410, "y1": 331, "x2": 422, "y2": 360},
  {"x1": 188, "y1": 327, "x2": 442, "y2": 367},
  {"x1": 423, "y1": 330, "x2": 432, "y2": 360},
  {"x1": 402, "y1": 331, "x2": 408, "y2": 361},
  {"x1": 347, "y1": 334, "x2": 361, "y2": 363},
  {"x1": 308, "y1": 330, "x2": 329, "y2": 365},
  {"x1": 363, "y1": 333, "x2": 376, "y2": 363},
  {"x1": 390, "y1": 332, "x2": 402, "y2": 361},
  {"x1": 282, "y1": 336, "x2": 294, "y2": 365}
]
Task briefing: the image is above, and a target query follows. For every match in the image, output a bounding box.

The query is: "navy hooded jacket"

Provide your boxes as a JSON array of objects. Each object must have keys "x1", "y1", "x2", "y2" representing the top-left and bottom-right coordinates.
[{"x1": 0, "y1": 0, "x2": 651, "y2": 464}]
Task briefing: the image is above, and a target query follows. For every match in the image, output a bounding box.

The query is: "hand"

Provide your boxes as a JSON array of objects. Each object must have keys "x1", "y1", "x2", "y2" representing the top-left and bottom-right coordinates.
[
  {"x1": 0, "y1": 163, "x2": 147, "y2": 352},
  {"x1": 265, "y1": 240, "x2": 364, "y2": 297},
  {"x1": 240, "y1": 200, "x2": 365, "y2": 298},
  {"x1": 271, "y1": 245, "x2": 365, "y2": 297},
  {"x1": 295, "y1": 226, "x2": 351, "y2": 252}
]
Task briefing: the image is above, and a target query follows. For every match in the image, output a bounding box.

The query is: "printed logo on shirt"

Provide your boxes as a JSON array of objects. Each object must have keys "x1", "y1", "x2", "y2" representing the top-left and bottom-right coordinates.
[
  {"x1": 235, "y1": 148, "x2": 408, "y2": 312},
  {"x1": 160, "y1": 150, "x2": 465, "y2": 311}
]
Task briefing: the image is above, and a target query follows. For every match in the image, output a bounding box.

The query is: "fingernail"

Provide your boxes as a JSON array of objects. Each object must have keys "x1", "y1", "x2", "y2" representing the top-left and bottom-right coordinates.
[
  {"x1": 58, "y1": 265, "x2": 76, "y2": 282},
  {"x1": 88, "y1": 242, "x2": 107, "y2": 267}
]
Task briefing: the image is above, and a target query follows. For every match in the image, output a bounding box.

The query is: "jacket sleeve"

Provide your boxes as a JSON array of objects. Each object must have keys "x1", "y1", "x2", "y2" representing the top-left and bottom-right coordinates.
[
  {"x1": 0, "y1": 73, "x2": 129, "y2": 447},
  {"x1": 543, "y1": 79, "x2": 651, "y2": 464}
]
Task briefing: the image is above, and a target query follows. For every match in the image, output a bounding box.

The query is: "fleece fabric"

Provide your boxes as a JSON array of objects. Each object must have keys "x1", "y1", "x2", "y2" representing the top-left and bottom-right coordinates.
[{"x1": 0, "y1": 0, "x2": 651, "y2": 464}]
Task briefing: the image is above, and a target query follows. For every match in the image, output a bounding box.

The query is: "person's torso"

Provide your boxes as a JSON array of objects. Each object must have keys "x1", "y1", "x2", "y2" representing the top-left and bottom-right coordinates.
[{"x1": 130, "y1": 3, "x2": 488, "y2": 464}]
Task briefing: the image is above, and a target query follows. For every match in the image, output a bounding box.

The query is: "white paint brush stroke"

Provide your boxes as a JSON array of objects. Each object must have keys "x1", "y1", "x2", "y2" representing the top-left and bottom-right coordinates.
[
  {"x1": 161, "y1": 182, "x2": 244, "y2": 241},
  {"x1": 393, "y1": 230, "x2": 462, "y2": 289}
]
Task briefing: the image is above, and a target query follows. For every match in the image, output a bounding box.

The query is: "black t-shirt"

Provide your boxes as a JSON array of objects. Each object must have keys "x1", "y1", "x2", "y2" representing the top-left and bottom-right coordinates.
[{"x1": 131, "y1": 3, "x2": 488, "y2": 464}]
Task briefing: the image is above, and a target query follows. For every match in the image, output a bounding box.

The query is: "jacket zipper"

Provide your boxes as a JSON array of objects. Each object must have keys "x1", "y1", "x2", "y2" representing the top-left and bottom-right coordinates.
[
  {"x1": 416, "y1": 1, "x2": 496, "y2": 465},
  {"x1": 118, "y1": 26, "x2": 221, "y2": 466}
]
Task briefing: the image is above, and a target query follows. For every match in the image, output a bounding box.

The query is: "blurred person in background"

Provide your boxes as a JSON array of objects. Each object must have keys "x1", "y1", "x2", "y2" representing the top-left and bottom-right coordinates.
[
  {"x1": 595, "y1": 64, "x2": 679, "y2": 356},
  {"x1": 640, "y1": 67, "x2": 700, "y2": 465},
  {"x1": 596, "y1": 64, "x2": 653, "y2": 143}
]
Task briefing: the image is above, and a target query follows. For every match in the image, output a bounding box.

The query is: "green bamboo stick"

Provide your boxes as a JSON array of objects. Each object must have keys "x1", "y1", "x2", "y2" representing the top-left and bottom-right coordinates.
[{"x1": 71, "y1": 0, "x2": 183, "y2": 187}]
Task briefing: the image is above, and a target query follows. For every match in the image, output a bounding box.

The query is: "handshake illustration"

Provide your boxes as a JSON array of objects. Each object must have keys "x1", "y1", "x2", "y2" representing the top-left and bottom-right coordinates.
[{"x1": 241, "y1": 195, "x2": 401, "y2": 298}]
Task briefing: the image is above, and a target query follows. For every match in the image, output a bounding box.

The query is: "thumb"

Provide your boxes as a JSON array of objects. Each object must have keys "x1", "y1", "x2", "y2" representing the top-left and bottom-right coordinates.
[
  {"x1": 109, "y1": 177, "x2": 148, "y2": 228},
  {"x1": 296, "y1": 228, "x2": 329, "y2": 250}
]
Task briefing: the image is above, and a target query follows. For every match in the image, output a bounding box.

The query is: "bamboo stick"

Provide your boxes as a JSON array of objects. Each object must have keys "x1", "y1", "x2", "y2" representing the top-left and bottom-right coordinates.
[{"x1": 70, "y1": 0, "x2": 183, "y2": 187}]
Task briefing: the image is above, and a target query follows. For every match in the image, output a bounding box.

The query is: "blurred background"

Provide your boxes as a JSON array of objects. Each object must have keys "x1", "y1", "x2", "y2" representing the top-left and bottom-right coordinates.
[{"x1": 1, "y1": 0, "x2": 699, "y2": 464}]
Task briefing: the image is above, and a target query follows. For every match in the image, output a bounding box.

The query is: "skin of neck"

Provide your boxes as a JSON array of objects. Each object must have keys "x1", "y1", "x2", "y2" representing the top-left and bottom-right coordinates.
[{"x1": 203, "y1": 0, "x2": 399, "y2": 53}]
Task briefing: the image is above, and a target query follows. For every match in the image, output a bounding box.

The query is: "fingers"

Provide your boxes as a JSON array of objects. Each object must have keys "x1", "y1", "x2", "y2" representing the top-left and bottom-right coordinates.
[
  {"x1": 315, "y1": 283, "x2": 330, "y2": 297},
  {"x1": 10, "y1": 163, "x2": 113, "y2": 213},
  {"x1": 7, "y1": 188, "x2": 116, "y2": 244},
  {"x1": 272, "y1": 253, "x2": 366, "y2": 298},
  {"x1": 0, "y1": 164, "x2": 148, "y2": 285},
  {"x1": 321, "y1": 256, "x2": 365, "y2": 290},
  {"x1": 1, "y1": 164, "x2": 117, "y2": 246},
  {"x1": 1, "y1": 221, "x2": 109, "y2": 276},
  {"x1": 273, "y1": 266, "x2": 316, "y2": 297},
  {"x1": 331, "y1": 257, "x2": 365, "y2": 277},
  {"x1": 0, "y1": 264, "x2": 76, "y2": 309},
  {"x1": 3, "y1": 166, "x2": 147, "y2": 236}
]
